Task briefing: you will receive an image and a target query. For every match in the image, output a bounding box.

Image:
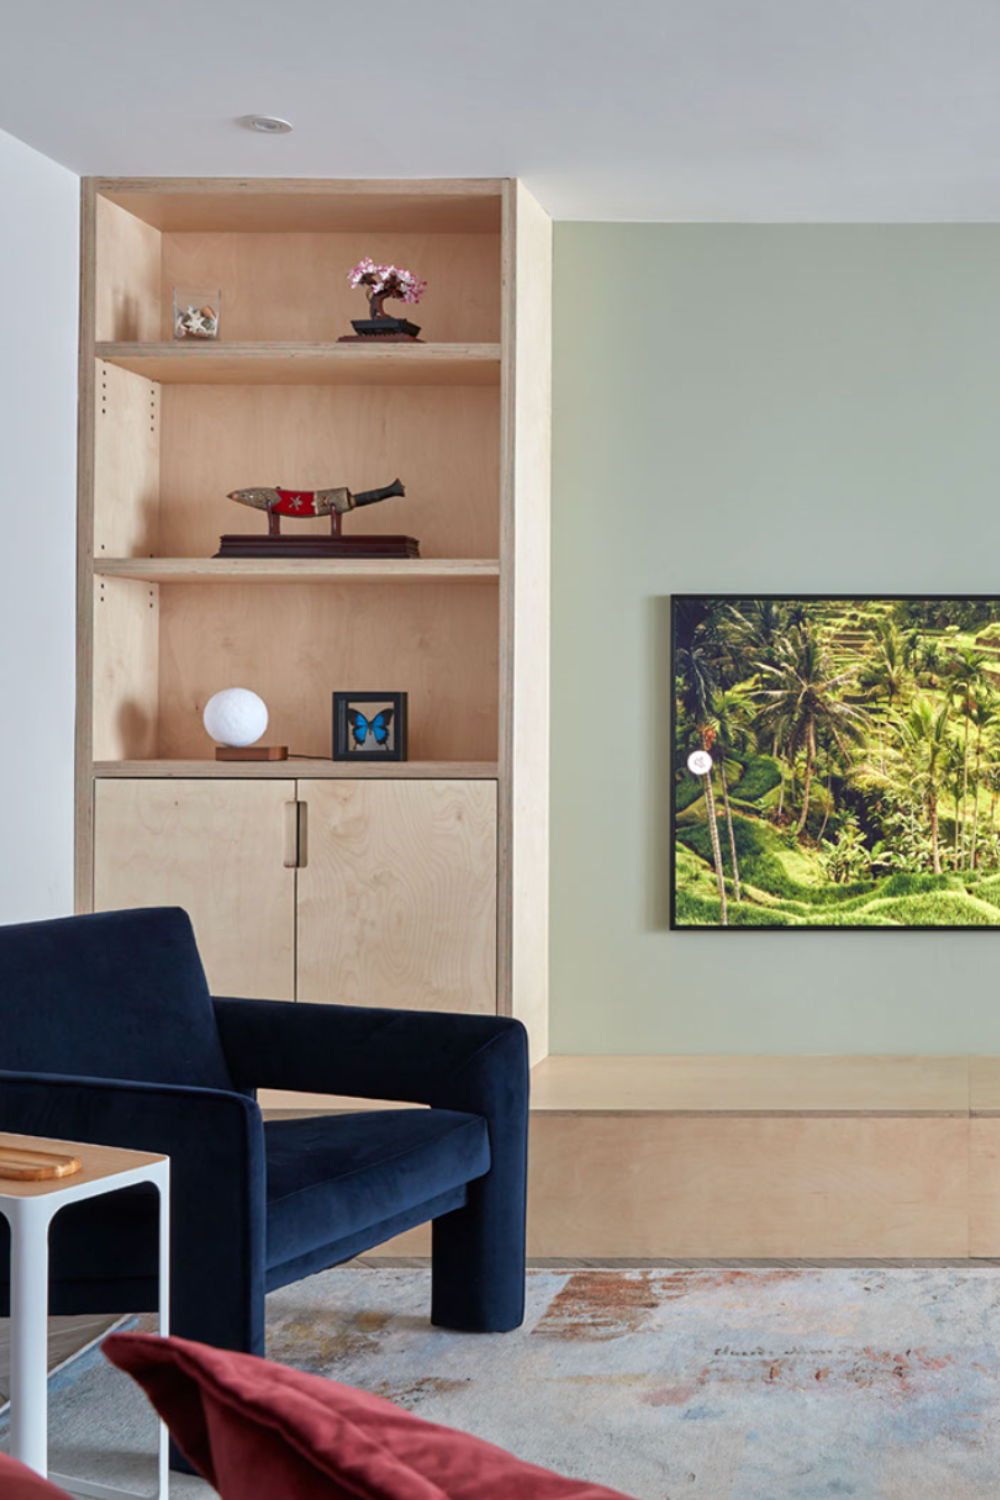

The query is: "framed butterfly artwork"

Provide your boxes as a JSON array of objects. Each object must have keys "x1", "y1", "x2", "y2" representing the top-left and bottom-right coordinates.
[{"x1": 332, "y1": 691, "x2": 408, "y2": 762}]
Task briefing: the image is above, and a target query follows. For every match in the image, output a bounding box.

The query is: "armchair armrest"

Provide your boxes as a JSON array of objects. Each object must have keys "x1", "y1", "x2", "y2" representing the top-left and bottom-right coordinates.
[
  {"x1": 0, "y1": 1070, "x2": 267, "y2": 1353},
  {"x1": 213, "y1": 999, "x2": 529, "y2": 1332},
  {"x1": 0, "y1": 1068, "x2": 263, "y2": 1164},
  {"x1": 212, "y1": 998, "x2": 528, "y2": 1116}
]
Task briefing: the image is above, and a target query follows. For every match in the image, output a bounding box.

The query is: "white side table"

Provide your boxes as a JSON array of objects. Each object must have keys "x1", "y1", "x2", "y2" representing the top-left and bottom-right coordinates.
[{"x1": 0, "y1": 1133, "x2": 169, "y2": 1499}]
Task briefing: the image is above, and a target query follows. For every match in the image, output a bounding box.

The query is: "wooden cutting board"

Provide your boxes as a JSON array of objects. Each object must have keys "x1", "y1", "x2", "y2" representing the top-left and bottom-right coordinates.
[{"x1": 0, "y1": 1145, "x2": 82, "y2": 1181}]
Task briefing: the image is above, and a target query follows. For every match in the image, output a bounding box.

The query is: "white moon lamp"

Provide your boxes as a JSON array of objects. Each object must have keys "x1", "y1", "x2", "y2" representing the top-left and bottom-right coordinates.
[
  {"x1": 687, "y1": 749, "x2": 714, "y2": 777},
  {"x1": 203, "y1": 688, "x2": 269, "y2": 748}
]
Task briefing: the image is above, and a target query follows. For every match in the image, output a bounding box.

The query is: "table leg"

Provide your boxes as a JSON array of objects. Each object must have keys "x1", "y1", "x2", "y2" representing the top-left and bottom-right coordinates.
[
  {"x1": 50, "y1": 1166, "x2": 173, "y2": 1499},
  {"x1": 156, "y1": 1168, "x2": 170, "y2": 1498},
  {"x1": 8, "y1": 1198, "x2": 52, "y2": 1477}
]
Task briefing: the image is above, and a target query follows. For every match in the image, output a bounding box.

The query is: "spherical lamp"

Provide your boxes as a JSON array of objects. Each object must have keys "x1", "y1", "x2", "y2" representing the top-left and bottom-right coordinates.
[{"x1": 203, "y1": 688, "x2": 269, "y2": 748}]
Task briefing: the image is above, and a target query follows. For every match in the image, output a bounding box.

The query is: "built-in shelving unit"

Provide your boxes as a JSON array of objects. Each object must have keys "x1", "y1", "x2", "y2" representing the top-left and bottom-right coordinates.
[{"x1": 77, "y1": 175, "x2": 551, "y2": 1058}]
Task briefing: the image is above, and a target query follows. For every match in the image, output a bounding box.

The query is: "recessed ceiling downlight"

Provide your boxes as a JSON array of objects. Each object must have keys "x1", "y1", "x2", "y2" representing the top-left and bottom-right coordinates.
[{"x1": 242, "y1": 115, "x2": 293, "y2": 134}]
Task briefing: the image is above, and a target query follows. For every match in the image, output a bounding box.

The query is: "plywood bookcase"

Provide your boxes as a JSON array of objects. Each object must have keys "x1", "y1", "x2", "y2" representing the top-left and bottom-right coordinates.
[{"x1": 76, "y1": 178, "x2": 550, "y2": 1062}]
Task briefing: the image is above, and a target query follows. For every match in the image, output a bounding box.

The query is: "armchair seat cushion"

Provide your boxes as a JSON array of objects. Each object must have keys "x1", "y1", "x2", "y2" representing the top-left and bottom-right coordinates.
[
  {"x1": 265, "y1": 1110, "x2": 490, "y2": 1270},
  {"x1": 0, "y1": 1109, "x2": 492, "y2": 1317}
]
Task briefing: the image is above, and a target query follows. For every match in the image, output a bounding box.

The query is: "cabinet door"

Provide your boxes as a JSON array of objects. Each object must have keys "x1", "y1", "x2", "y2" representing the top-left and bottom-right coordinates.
[
  {"x1": 297, "y1": 780, "x2": 497, "y2": 1013},
  {"x1": 94, "y1": 779, "x2": 296, "y2": 1000}
]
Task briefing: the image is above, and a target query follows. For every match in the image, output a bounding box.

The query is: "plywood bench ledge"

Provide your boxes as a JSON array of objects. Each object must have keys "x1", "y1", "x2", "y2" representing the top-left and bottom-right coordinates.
[
  {"x1": 970, "y1": 1057, "x2": 1000, "y2": 1115},
  {"x1": 529, "y1": 1055, "x2": 988, "y2": 1117}
]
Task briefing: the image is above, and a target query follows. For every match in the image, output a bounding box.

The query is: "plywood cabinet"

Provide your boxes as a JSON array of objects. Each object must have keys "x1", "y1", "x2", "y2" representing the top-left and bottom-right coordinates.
[
  {"x1": 93, "y1": 778, "x2": 497, "y2": 1013},
  {"x1": 78, "y1": 177, "x2": 549, "y2": 1053},
  {"x1": 296, "y1": 780, "x2": 496, "y2": 1012},
  {"x1": 93, "y1": 779, "x2": 296, "y2": 1000}
]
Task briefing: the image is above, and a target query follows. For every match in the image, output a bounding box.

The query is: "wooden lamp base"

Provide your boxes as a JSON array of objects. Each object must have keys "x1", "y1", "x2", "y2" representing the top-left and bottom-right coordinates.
[{"x1": 215, "y1": 745, "x2": 289, "y2": 761}]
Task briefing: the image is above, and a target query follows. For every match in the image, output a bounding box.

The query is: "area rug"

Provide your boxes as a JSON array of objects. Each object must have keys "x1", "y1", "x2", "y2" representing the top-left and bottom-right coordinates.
[
  {"x1": 267, "y1": 1266, "x2": 1000, "y2": 1500},
  {"x1": 5, "y1": 1267, "x2": 1000, "y2": 1499}
]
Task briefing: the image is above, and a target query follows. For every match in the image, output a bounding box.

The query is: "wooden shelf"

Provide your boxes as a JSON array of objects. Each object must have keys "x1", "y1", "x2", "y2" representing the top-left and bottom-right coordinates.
[
  {"x1": 94, "y1": 760, "x2": 499, "y2": 780},
  {"x1": 95, "y1": 558, "x2": 500, "y2": 585},
  {"x1": 95, "y1": 342, "x2": 501, "y2": 386}
]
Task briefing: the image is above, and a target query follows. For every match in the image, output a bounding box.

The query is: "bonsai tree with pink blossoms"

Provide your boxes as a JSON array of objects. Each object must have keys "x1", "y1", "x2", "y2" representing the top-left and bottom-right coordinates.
[{"x1": 348, "y1": 258, "x2": 427, "y2": 322}]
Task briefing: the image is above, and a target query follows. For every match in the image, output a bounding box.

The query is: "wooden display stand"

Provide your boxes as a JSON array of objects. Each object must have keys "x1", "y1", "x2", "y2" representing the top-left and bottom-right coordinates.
[
  {"x1": 215, "y1": 746, "x2": 288, "y2": 762},
  {"x1": 75, "y1": 177, "x2": 551, "y2": 1059},
  {"x1": 216, "y1": 535, "x2": 420, "y2": 559}
]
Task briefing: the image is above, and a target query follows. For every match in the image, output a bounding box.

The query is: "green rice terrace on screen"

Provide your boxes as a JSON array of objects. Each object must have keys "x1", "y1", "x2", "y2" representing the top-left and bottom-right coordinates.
[{"x1": 671, "y1": 597, "x2": 1000, "y2": 929}]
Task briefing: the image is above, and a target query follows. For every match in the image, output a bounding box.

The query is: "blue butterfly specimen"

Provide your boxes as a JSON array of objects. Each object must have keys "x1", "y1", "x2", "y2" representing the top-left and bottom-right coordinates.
[{"x1": 347, "y1": 707, "x2": 394, "y2": 749}]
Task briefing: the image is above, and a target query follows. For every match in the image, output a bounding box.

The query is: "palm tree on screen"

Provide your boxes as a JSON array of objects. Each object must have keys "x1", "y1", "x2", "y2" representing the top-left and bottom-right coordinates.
[
  {"x1": 710, "y1": 688, "x2": 751, "y2": 903},
  {"x1": 754, "y1": 627, "x2": 869, "y2": 836},
  {"x1": 967, "y1": 697, "x2": 999, "y2": 870},
  {"x1": 675, "y1": 636, "x2": 728, "y2": 924},
  {"x1": 899, "y1": 698, "x2": 951, "y2": 876},
  {"x1": 947, "y1": 648, "x2": 989, "y2": 865}
]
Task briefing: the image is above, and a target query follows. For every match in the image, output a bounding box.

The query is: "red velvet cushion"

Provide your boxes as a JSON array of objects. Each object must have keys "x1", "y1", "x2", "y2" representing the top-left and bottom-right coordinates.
[
  {"x1": 104, "y1": 1332, "x2": 639, "y2": 1500},
  {"x1": 0, "y1": 1454, "x2": 74, "y2": 1498}
]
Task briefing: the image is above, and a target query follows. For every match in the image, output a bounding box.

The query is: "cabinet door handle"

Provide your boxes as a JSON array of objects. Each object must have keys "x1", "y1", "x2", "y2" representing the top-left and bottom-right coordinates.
[
  {"x1": 297, "y1": 800, "x2": 308, "y2": 869},
  {"x1": 284, "y1": 802, "x2": 298, "y2": 867},
  {"x1": 284, "y1": 801, "x2": 307, "y2": 868}
]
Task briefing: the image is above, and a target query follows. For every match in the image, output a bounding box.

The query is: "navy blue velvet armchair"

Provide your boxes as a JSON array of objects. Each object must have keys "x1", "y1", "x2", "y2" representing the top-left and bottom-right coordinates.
[{"x1": 0, "y1": 907, "x2": 529, "y2": 1361}]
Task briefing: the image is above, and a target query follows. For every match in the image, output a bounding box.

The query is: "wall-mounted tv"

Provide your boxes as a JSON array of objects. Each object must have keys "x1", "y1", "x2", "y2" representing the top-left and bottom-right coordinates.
[{"x1": 671, "y1": 596, "x2": 1000, "y2": 929}]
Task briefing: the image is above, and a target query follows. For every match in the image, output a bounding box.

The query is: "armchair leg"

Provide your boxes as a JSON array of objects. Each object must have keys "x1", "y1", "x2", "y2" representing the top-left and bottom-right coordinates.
[
  {"x1": 168, "y1": 1272, "x2": 264, "y2": 1472},
  {"x1": 430, "y1": 1190, "x2": 526, "y2": 1334}
]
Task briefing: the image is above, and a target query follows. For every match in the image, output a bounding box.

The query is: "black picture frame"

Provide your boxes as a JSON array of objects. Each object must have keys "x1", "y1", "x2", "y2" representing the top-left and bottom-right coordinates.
[
  {"x1": 332, "y1": 691, "x2": 408, "y2": 762},
  {"x1": 671, "y1": 594, "x2": 1000, "y2": 932}
]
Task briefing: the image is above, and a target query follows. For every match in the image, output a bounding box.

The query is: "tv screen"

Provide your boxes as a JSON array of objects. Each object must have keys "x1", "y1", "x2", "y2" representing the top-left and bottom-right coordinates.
[{"x1": 671, "y1": 596, "x2": 1000, "y2": 929}]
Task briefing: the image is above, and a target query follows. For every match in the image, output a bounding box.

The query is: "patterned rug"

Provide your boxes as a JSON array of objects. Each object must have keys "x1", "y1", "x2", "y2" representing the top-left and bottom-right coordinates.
[
  {"x1": 267, "y1": 1266, "x2": 1000, "y2": 1500},
  {"x1": 5, "y1": 1267, "x2": 1000, "y2": 1498}
]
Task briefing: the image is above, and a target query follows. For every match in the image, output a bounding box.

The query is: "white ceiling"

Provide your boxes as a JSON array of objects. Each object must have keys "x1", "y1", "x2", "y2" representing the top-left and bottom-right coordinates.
[{"x1": 5, "y1": 0, "x2": 1000, "y2": 220}]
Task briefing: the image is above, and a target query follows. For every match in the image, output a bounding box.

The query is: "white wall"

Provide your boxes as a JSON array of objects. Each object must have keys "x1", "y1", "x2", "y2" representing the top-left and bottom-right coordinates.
[{"x1": 0, "y1": 130, "x2": 79, "y2": 923}]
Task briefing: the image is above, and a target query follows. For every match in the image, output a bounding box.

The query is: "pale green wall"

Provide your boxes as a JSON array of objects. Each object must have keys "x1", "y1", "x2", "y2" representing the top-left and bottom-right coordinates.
[{"x1": 550, "y1": 224, "x2": 1000, "y2": 1055}]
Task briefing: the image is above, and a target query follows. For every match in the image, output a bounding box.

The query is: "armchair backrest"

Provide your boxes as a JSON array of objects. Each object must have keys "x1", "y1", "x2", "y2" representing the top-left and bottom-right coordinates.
[{"x1": 0, "y1": 907, "x2": 236, "y2": 1091}]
